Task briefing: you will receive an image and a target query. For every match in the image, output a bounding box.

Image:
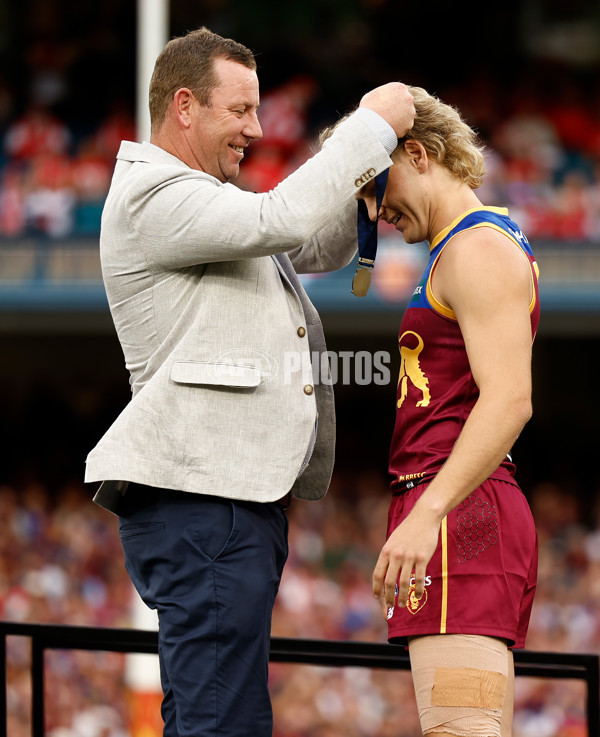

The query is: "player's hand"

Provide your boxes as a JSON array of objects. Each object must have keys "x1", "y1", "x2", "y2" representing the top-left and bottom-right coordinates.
[
  {"x1": 372, "y1": 503, "x2": 442, "y2": 620},
  {"x1": 359, "y1": 82, "x2": 415, "y2": 138}
]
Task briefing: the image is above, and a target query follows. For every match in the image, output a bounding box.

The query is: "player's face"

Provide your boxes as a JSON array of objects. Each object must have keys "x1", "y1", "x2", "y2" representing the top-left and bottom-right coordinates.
[
  {"x1": 380, "y1": 157, "x2": 430, "y2": 244},
  {"x1": 189, "y1": 58, "x2": 262, "y2": 182},
  {"x1": 357, "y1": 145, "x2": 430, "y2": 244}
]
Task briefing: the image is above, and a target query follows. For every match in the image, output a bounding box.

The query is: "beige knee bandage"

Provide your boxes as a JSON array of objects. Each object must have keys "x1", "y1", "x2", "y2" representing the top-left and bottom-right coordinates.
[{"x1": 408, "y1": 634, "x2": 509, "y2": 737}]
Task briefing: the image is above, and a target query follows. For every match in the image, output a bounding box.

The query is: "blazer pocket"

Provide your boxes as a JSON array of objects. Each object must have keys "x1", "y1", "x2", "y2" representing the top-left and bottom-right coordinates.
[{"x1": 170, "y1": 360, "x2": 261, "y2": 388}]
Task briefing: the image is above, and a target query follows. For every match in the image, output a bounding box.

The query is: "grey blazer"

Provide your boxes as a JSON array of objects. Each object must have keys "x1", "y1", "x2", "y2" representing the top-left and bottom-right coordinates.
[{"x1": 85, "y1": 113, "x2": 392, "y2": 511}]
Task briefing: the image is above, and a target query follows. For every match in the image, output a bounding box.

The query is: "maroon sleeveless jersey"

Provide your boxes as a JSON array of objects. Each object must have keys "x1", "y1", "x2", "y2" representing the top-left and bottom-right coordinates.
[{"x1": 388, "y1": 207, "x2": 540, "y2": 490}]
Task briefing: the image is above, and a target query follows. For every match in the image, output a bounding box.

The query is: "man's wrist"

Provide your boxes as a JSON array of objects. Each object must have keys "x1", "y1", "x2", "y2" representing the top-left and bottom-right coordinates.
[{"x1": 353, "y1": 107, "x2": 398, "y2": 155}]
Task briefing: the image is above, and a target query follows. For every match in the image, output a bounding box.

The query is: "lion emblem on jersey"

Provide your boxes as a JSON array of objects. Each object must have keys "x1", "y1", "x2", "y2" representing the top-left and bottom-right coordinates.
[
  {"x1": 406, "y1": 583, "x2": 428, "y2": 614},
  {"x1": 398, "y1": 331, "x2": 431, "y2": 408}
]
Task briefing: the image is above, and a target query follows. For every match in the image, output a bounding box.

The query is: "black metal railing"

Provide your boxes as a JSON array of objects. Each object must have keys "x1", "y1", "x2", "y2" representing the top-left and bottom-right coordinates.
[{"x1": 0, "y1": 621, "x2": 598, "y2": 737}]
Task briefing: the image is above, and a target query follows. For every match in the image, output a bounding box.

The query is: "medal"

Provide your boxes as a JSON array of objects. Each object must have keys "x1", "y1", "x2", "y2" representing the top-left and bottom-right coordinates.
[{"x1": 351, "y1": 264, "x2": 373, "y2": 297}]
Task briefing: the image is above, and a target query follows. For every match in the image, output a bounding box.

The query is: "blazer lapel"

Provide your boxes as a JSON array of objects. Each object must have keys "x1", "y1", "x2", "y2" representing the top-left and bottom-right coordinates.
[
  {"x1": 272, "y1": 253, "x2": 321, "y2": 334},
  {"x1": 272, "y1": 253, "x2": 309, "y2": 302}
]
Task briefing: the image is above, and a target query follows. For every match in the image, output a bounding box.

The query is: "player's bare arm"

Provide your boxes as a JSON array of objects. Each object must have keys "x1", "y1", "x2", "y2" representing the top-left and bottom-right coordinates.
[{"x1": 373, "y1": 227, "x2": 534, "y2": 618}]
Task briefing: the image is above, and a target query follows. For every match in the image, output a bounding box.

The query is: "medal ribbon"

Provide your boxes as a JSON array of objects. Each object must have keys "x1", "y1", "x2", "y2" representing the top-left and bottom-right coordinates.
[{"x1": 352, "y1": 168, "x2": 389, "y2": 297}]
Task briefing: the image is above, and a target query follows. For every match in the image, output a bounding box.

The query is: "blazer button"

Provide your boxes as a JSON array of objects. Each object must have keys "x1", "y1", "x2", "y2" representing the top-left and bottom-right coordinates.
[
  {"x1": 297, "y1": 326, "x2": 306, "y2": 337},
  {"x1": 303, "y1": 384, "x2": 314, "y2": 395}
]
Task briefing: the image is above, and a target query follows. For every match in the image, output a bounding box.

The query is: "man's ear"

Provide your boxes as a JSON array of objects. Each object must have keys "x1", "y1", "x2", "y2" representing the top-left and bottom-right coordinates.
[
  {"x1": 173, "y1": 88, "x2": 195, "y2": 129},
  {"x1": 403, "y1": 139, "x2": 428, "y2": 172}
]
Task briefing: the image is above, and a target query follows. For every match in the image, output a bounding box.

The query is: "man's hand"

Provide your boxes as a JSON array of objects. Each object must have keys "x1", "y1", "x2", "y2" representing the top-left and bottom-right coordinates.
[
  {"x1": 372, "y1": 502, "x2": 442, "y2": 620},
  {"x1": 360, "y1": 82, "x2": 415, "y2": 138}
]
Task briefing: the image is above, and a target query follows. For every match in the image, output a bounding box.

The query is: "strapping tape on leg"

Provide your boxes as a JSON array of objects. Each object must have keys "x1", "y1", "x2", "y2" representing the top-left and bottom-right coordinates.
[
  {"x1": 409, "y1": 635, "x2": 508, "y2": 737},
  {"x1": 432, "y1": 666, "x2": 506, "y2": 709}
]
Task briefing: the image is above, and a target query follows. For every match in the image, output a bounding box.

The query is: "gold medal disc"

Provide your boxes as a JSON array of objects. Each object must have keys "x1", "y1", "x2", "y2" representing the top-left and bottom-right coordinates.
[{"x1": 351, "y1": 267, "x2": 372, "y2": 297}]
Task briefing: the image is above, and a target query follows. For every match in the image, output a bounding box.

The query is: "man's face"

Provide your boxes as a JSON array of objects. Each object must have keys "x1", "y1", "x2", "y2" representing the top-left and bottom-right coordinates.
[{"x1": 189, "y1": 57, "x2": 262, "y2": 182}]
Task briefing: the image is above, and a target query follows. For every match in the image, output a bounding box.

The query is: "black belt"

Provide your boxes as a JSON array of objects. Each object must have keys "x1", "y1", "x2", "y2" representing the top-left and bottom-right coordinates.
[
  {"x1": 391, "y1": 475, "x2": 433, "y2": 496},
  {"x1": 119, "y1": 483, "x2": 292, "y2": 513}
]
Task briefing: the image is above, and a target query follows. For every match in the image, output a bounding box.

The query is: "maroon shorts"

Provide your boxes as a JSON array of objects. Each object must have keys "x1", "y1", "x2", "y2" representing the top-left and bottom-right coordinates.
[{"x1": 386, "y1": 477, "x2": 538, "y2": 649}]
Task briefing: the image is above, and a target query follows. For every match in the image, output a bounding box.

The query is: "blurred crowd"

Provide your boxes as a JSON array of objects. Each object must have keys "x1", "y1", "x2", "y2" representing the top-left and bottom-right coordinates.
[
  {"x1": 0, "y1": 468, "x2": 597, "y2": 737},
  {"x1": 3, "y1": 69, "x2": 600, "y2": 243},
  {"x1": 0, "y1": 102, "x2": 134, "y2": 239}
]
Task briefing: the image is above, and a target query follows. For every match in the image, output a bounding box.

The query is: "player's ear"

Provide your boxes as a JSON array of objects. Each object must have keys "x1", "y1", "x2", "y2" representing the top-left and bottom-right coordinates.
[{"x1": 403, "y1": 139, "x2": 427, "y2": 172}]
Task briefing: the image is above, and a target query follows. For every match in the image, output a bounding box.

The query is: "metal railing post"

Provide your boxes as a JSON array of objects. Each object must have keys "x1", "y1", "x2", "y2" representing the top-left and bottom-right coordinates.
[
  {"x1": 0, "y1": 634, "x2": 5, "y2": 737},
  {"x1": 586, "y1": 652, "x2": 600, "y2": 736},
  {"x1": 31, "y1": 635, "x2": 45, "y2": 737}
]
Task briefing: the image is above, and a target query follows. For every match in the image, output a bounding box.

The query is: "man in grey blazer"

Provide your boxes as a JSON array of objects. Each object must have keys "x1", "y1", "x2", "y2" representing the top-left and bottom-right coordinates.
[{"x1": 85, "y1": 26, "x2": 414, "y2": 737}]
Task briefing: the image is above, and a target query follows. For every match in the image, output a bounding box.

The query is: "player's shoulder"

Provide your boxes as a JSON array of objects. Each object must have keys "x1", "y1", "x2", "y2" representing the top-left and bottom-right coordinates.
[
  {"x1": 447, "y1": 222, "x2": 528, "y2": 264},
  {"x1": 438, "y1": 225, "x2": 532, "y2": 303}
]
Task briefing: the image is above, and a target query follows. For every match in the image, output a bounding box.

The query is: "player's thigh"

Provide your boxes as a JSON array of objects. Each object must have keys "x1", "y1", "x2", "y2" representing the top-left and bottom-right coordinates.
[
  {"x1": 500, "y1": 649, "x2": 515, "y2": 737},
  {"x1": 408, "y1": 634, "x2": 511, "y2": 737}
]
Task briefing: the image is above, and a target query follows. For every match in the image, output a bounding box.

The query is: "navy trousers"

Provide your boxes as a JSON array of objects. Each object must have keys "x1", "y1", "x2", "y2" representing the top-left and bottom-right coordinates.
[{"x1": 118, "y1": 483, "x2": 289, "y2": 737}]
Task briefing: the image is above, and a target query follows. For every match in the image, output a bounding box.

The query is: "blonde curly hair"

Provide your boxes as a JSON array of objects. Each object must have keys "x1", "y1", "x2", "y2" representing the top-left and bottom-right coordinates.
[
  {"x1": 397, "y1": 86, "x2": 486, "y2": 189},
  {"x1": 318, "y1": 86, "x2": 487, "y2": 190}
]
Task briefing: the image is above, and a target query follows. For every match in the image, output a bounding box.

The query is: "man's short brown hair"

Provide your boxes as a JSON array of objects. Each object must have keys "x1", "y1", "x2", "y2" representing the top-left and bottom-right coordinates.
[{"x1": 149, "y1": 27, "x2": 257, "y2": 131}]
